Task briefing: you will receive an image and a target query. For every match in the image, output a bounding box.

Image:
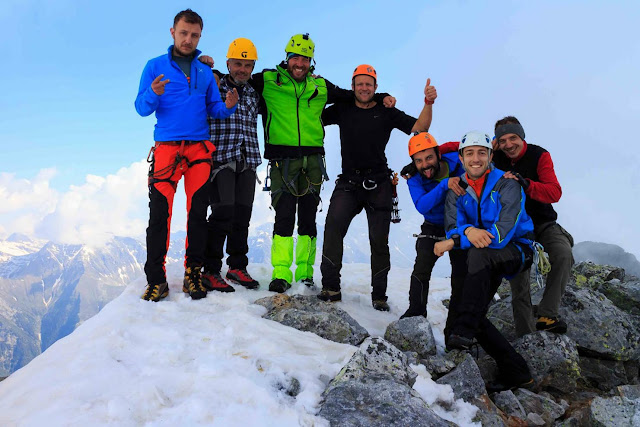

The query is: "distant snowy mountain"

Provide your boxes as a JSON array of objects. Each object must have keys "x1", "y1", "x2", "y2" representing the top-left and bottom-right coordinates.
[
  {"x1": 0, "y1": 222, "x2": 447, "y2": 377},
  {"x1": 0, "y1": 233, "x2": 46, "y2": 263},
  {"x1": 0, "y1": 237, "x2": 145, "y2": 376}
]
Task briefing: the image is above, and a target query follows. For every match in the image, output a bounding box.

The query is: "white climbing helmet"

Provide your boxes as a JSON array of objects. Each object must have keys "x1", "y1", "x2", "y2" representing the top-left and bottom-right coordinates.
[{"x1": 459, "y1": 131, "x2": 493, "y2": 154}]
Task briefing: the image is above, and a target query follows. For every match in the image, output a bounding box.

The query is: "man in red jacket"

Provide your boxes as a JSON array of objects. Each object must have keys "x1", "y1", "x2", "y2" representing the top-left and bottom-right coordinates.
[{"x1": 492, "y1": 116, "x2": 574, "y2": 335}]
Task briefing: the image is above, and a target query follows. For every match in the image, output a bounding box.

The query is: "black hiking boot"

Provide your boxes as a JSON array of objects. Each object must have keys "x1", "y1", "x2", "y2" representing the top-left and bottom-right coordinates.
[
  {"x1": 269, "y1": 278, "x2": 291, "y2": 293},
  {"x1": 301, "y1": 278, "x2": 315, "y2": 288},
  {"x1": 226, "y1": 268, "x2": 259, "y2": 290},
  {"x1": 486, "y1": 377, "x2": 535, "y2": 393},
  {"x1": 142, "y1": 282, "x2": 169, "y2": 302},
  {"x1": 317, "y1": 289, "x2": 342, "y2": 302},
  {"x1": 446, "y1": 334, "x2": 475, "y2": 351},
  {"x1": 372, "y1": 299, "x2": 390, "y2": 312},
  {"x1": 536, "y1": 316, "x2": 568, "y2": 334},
  {"x1": 400, "y1": 309, "x2": 427, "y2": 320},
  {"x1": 183, "y1": 265, "x2": 208, "y2": 300},
  {"x1": 202, "y1": 270, "x2": 235, "y2": 293}
]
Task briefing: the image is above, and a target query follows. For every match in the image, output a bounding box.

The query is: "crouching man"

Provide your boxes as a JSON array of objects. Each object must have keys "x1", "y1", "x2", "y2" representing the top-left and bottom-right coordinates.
[{"x1": 434, "y1": 131, "x2": 534, "y2": 392}]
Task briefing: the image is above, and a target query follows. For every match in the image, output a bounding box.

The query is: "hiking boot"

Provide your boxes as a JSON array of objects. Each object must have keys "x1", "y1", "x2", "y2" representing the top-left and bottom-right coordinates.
[
  {"x1": 486, "y1": 377, "x2": 535, "y2": 393},
  {"x1": 269, "y1": 278, "x2": 291, "y2": 293},
  {"x1": 226, "y1": 268, "x2": 259, "y2": 290},
  {"x1": 536, "y1": 316, "x2": 568, "y2": 334},
  {"x1": 372, "y1": 299, "x2": 390, "y2": 312},
  {"x1": 400, "y1": 309, "x2": 427, "y2": 320},
  {"x1": 317, "y1": 289, "x2": 342, "y2": 302},
  {"x1": 202, "y1": 270, "x2": 235, "y2": 293},
  {"x1": 301, "y1": 278, "x2": 315, "y2": 288},
  {"x1": 142, "y1": 282, "x2": 169, "y2": 302},
  {"x1": 446, "y1": 334, "x2": 475, "y2": 351},
  {"x1": 183, "y1": 265, "x2": 208, "y2": 300}
]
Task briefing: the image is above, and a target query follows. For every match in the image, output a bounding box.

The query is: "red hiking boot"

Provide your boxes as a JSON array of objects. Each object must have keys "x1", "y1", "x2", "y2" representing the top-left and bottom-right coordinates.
[
  {"x1": 226, "y1": 269, "x2": 259, "y2": 290},
  {"x1": 202, "y1": 271, "x2": 235, "y2": 293}
]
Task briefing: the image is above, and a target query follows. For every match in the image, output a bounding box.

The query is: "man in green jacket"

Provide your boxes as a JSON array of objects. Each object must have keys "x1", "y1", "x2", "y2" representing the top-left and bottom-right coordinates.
[{"x1": 243, "y1": 34, "x2": 394, "y2": 292}]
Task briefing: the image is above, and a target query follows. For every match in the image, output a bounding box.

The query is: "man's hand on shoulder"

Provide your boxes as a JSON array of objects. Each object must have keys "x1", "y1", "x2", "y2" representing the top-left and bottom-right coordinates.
[
  {"x1": 151, "y1": 74, "x2": 170, "y2": 95},
  {"x1": 225, "y1": 88, "x2": 239, "y2": 108},
  {"x1": 448, "y1": 177, "x2": 466, "y2": 196},
  {"x1": 198, "y1": 55, "x2": 214, "y2": 68},
  {"x1": 503, "y1": 171, "x2": 530, "y2": 190},
  {"x1": 465, "y1": 227, "x2": 494, "y2": 248},
  {"x1": 401, "y1": 162, "x2": 417, "y2": 179},
  {"x1": 383, "y1": 95, "x2": 396, "y2": 108}
]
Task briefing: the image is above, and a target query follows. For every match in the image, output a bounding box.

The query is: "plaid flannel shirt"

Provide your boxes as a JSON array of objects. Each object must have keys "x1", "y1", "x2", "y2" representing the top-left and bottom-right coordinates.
[{"x1": 208, "y1": 75, "x2": 262, "y2": 169}]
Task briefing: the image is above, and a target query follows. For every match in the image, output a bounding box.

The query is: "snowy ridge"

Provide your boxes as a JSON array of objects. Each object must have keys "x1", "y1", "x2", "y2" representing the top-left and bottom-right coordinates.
[{"x1": 0, "y1": 264, "x2": 479, "y2": 426}]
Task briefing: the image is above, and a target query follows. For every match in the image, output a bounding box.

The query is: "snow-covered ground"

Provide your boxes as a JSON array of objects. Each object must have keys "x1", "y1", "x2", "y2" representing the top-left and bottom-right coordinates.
[{"x1": 0, "y1": 262, "x2": 479, "y2": 426}]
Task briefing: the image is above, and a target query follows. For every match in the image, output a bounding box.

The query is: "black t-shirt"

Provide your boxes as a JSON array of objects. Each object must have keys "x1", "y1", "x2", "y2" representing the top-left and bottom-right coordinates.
[{"x1": 322, "y1": 102, "x2": 415, "y2": 174}]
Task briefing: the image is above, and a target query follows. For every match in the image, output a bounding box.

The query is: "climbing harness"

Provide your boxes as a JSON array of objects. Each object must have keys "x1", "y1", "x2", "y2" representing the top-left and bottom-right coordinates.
[{"x1": 147, "y1": 140, "x2": 212, "y2": 188}]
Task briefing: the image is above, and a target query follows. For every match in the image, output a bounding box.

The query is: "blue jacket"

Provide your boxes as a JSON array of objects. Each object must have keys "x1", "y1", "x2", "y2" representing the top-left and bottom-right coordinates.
[
  {"x1": 407, "y1": 152, "x2": 465, "y2": 226},
  {"x1": 445, "y1": 166, "x2": 534, "y2": 250},
  {"x1": 135, "y1": 46, "x2": 236, "y2": 141}
]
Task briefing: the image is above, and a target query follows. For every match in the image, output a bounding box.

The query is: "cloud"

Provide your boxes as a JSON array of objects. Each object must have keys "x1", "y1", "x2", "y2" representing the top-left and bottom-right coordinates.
[
  {"x1": 0, "y1": 169, "x2": 59, "y2": 236},
  {"x1": 0, "y1": 161, "x2": 159, "y2": 247},
  {"x1": 34, "y1": 161, "x2": 150, "y2": 247}
]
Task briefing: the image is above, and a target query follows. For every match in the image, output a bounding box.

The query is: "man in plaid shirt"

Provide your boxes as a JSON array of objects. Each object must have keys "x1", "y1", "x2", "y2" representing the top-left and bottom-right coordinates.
[{"x1": 200, "y1": 38, "x2": 262, "y2": 291}]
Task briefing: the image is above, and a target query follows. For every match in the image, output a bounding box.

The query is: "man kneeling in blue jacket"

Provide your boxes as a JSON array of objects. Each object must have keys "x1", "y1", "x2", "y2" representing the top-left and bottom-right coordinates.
[{"x1": 434, "y1": 131, "x2": 534, "y2": 392}]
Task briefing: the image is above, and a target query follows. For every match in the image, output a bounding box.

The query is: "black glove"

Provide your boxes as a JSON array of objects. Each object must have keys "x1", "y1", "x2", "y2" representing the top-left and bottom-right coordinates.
[
  {"x1": 511, "y1": 171, "x2": 530, "y2": 190},
  {"x1": 400, "y1": 162, "x2": 418, "y2": 178}
]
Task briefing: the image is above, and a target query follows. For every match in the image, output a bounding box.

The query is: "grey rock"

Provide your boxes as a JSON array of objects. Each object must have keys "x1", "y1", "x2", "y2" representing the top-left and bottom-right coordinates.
[
  {"x1": 320, "y1": 337, "x2": 452, "y2": 426},
  {"x1": 319, "y1": 377, "x2": 453, "y2": 427},
  {"x1": 588, "y1": 396, "x2": 640, "y2": 427},
  {"x1": 513, "y1": 332, "x2": 581, "y2": 393},
  {"x1": 420, "y1": 354, "x2": 457, "y2": 378},
  {"x1": 513, "y1": 388, "x2": 565, "y2": 424},
  {"x1": 276, "y1": 376, "x2": 300, "y2": 397},
  {"x1": 559, "y1": 286, "x2": 640, "y2": 361},
  {"x1": 617, "y1": 384, "x2": 640, "y2": 400},
  {"x1": 573, "y1": 242, "x2": 640, "y2": 278},
  {"x1": 492, "y1": 390, "x2": 526, "y2": 419},
  {"x1": 526, "y1": 412, "x2": 546, "y2": 426},
  {"x1": 571, "y1": 261, "x2": 626, "y2": 288},
  {"x1": 597, "y1": 279, "x2": 640, "y2": 316},
  {"x1": 330, "y1": 338, "x2": 417, "y2": 387},
  {"x1": 436, "y1": 353, "x2": 486, "y2": 402},
  {"x1": 384, "y1": 316, "x2": 436, "y2": 359},
  {"x1": 403, "y1": 351, "x2": 419, "y2": 366},
  {"x1": 579, "y1": 356, "x2": 632, "y2": 391},
  {"x1": 254, "y1": 294, "x2": 369, "y2": 345}
]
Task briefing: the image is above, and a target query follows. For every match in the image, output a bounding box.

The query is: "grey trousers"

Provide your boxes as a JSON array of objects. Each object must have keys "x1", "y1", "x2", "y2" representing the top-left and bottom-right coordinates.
[{"x1": 509, "y1": 222, "x2": 574, "y2": 336}]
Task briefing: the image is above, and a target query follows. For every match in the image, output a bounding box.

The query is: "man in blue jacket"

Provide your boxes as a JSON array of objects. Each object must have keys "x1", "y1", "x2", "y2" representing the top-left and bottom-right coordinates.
[
  {"x1": 135, "y1": 9, "x2": 238, "y2": 302},
  {"x1": 401, "y1": 132, "x2": 466, "y2": 321},
  {"x1": 434, "y1": 131, "x2": 534, "y2": 392}
]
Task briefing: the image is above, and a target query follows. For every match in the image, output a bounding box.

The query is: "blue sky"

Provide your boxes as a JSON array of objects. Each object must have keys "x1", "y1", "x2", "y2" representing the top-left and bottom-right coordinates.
[{"x1": 1, "y1": 0, "x2": 639, "y2": 256}]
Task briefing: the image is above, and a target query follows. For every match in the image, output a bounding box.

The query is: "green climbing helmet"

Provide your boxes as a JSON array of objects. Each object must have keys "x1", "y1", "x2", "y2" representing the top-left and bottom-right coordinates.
[{"x1": 285, "y1": 33, "x2": 315, "y2": 58}]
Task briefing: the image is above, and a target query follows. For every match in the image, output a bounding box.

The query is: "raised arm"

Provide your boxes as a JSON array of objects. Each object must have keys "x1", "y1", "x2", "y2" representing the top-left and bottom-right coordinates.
[{"x1": 411, "y1": 78, "x2": 436, "y2": 133}]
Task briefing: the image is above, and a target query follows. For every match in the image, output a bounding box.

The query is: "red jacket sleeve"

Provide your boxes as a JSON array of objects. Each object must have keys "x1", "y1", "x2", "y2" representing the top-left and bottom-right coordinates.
[
  {"x1": 439, "y1": 141, "x2": 459, "y2": 154},
  {"x1": 526, "y1": 152, "x2": 562, "y2": 203}
]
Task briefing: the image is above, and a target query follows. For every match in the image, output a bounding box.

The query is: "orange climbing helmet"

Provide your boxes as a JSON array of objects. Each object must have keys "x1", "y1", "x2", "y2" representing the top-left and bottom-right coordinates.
[
  {"x1": 408, "y1": 132, "x2": 438, "y2": 157},
  {"x1": 352, "y1": 64, "x2": 377, "y2": 82}
]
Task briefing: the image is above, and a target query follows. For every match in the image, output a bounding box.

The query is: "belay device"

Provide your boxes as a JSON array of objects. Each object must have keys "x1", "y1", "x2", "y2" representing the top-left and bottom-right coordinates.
[{"x1": 391, "y1": 172, "x2": 401, "y2": 224}]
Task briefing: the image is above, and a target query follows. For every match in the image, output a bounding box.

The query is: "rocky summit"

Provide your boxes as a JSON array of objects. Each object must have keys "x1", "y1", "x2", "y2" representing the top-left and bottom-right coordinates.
[{"x1": 259, "y1": 261, "x2": 640, "y2": 426}]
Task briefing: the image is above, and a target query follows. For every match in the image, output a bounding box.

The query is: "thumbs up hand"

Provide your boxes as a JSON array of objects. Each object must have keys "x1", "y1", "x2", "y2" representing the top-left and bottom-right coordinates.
[{"x1": 424, "y1": 78, "x2": 437, "y2": 104}]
